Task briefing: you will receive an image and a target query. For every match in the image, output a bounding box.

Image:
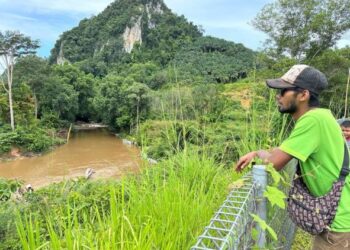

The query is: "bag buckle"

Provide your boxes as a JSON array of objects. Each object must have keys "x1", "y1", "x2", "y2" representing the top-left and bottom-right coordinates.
[{"x1": 340, "y1": 167, "x2": 350, "y2": 177}]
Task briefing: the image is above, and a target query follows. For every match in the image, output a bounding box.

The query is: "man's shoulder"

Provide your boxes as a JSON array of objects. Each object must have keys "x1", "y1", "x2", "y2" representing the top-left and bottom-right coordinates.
[
  {"x1": 298, "y1": 108, "x2": 333, "y2": 124},
  {"x1": 305, "y1": 108, "x2": 332, "y2": 118}
]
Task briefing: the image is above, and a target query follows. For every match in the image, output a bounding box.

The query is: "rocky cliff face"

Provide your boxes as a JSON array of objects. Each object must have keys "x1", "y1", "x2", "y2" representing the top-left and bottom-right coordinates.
[
  {"x1": 123, "y1": 16, "x2": 142, "y2": 53},
  {"x1": 145, "y1": 2, "x2": 163, "y2": 28},
  {"x1": 57, "y1": 41, "x2": 68, "y2": 65},
  {"x1": 121, "y1": 1, "x2": 165, "y2": 53},
  {"x1": 49, "y1": 0, "x2": 202, "y2": 67}
]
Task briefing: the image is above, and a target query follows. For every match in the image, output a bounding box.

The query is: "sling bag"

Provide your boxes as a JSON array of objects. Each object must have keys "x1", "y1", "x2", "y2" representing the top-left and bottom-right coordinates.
[{"x1": 287, "y1": 143, "x2": 349, "y2": 235}]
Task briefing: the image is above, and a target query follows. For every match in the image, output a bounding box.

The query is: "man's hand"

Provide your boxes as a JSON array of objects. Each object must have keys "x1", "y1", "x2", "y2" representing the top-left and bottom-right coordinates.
[
  {"x1": 235, "y1": 151, "x2": 257, "y2": 172},
  {"x1": 341, "y1": 126, "x2": 350, "y2": 140},
  {"x1": 235, "y1": 149, "x2": 291, "y2": 172}
]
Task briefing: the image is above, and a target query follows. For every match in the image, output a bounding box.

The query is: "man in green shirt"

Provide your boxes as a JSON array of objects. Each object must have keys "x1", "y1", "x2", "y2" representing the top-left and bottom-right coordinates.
[{"x1": 235, "y1": 65, "x2": 350, "y2": 249}]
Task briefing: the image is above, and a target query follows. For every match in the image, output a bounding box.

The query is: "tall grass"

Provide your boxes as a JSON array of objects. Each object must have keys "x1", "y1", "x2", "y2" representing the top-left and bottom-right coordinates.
[
  {"x1": 235, "y1": 87, "x2": 292, "y2": 155},
  {"x1": 13, "y1": 81, "x2": 293, "y2": 249},
  {"x1": 15, "y1": 151, "x2": 238, "y2": 249}
]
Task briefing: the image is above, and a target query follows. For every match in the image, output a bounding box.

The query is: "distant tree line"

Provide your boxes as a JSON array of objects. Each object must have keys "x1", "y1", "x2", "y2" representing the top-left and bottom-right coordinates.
[{"x1": 0, "y1": 0, "x2": 349, "y2": 154}]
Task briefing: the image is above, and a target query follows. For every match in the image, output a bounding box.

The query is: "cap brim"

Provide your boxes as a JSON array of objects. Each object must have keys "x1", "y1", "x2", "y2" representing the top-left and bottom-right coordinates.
[{"x1": 266, "y1": 79, "x2": 294, "y2": 89}]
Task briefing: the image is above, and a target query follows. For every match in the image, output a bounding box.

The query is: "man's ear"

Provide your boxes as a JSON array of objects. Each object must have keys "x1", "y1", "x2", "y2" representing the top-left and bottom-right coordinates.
[{"x1": 299, "y1": 89, "x2": 310, "y2": 102}]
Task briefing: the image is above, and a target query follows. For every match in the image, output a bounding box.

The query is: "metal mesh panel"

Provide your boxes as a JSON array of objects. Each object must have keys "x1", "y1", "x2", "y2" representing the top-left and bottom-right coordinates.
[
  {"x1": 266, "y1": 160, "x2": 297, "y2": 250},
  {"x1": 192, "y1": 161, "x2": 297, "y2": 250},
  {"x1": 191, "y1": 173, "x2": 256, "y2": 250}
]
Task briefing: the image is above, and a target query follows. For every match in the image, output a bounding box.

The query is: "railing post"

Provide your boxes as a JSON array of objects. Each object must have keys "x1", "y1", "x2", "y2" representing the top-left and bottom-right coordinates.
[{"x1": 252, "y1": 165, "x2": 267, "y2": 248}]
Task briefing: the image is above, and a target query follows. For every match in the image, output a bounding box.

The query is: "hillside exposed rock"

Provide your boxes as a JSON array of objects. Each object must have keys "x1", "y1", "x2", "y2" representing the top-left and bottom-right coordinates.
[
  {"x1": 123, "y1": 16, "x2": 142, "y2": 53},
  {"x1": 49, "y1": 0, "x2": 201, "y2": 66},
  {"x1": 48, "y1": 0, "x2": 255, "y2": 82},
  {"x1": 57, "y1": 41, "x2": 68, "y2": 65}
]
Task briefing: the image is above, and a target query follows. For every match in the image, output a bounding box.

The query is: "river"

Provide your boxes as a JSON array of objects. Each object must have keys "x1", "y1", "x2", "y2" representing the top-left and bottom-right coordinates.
[{"x1": 0, "y1": 128, "x2": 140, "y2": 188}]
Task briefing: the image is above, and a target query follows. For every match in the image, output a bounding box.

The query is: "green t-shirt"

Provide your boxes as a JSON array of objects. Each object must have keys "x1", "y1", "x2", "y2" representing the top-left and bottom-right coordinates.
[{"x1": 280, "y1": 108, "x2": 350, "y2": 232}]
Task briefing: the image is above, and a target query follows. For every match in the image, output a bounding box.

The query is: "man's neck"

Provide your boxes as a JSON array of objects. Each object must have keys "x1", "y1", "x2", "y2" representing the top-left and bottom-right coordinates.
[{"x1": 292, "y1": 106, "x2": 316, "y2": 121}]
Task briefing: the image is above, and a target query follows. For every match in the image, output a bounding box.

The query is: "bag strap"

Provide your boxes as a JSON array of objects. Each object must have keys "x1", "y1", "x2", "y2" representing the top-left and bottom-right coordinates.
[
  {"x1": 339, "y1": 143, "x2": 350, "y2": 181},
  {"x1": 295, "y1": 143, "x2": 349, "y2": 181}
]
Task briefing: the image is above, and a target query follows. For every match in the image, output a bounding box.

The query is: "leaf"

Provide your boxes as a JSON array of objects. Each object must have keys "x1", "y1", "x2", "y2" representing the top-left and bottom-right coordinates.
[
  {"x1": 266, "y1": 225, "x2": 277, "y2": 241},
  {"x1": 251, "y1": 228, "x2": 259, "y2": 242},
  {"x1": 263, "y1": 186, "x2": 286, "y2": 209},
  {"x1": 266, "y1": 164, "x2": 284, "y2": 186},
  {"x1": 227, "y1": 179, "x2": 244, "y2": 190},
  {"x1": 250, "y1": 213, "x2": 277, "y2": 241}
]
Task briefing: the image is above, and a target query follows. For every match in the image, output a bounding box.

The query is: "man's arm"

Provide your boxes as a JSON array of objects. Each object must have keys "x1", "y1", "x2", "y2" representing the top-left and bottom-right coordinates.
[{"x1": 235, "y1": 148, "x2": 293, "y2": 172}]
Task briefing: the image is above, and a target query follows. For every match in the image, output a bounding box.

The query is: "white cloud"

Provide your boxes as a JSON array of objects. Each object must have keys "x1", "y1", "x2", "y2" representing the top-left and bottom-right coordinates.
[
  {"x1": 0, "y1": 13, "x2": 37, "y2": 21},
  {"x1": 199, "y1": 20, "x2": 251, "y2": 30},
  {"x1": 1, "y1": 0, "x2": 114, "y2": 14},
  {"x1": 0, "y1": 12, "x2": 63, "y2": 41}
]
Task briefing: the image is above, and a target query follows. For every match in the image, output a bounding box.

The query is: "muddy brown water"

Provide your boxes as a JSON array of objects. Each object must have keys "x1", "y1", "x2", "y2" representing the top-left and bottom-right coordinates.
[{"x1": 0, "y1": 129, "x2": 140, "y2": 188}]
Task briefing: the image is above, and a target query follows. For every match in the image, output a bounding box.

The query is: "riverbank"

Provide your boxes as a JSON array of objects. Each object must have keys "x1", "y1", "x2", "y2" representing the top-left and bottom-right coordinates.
[
  {"x1": 0, "y1": 122, "x2": 108, "y2": 162},
  {"x1": 73, "y1": 122, "x2": 109, "y2": 130},
  {"x1": 0, "y1": 151, "x2": 234, "y2": 249},
  {"x1": 0, "y1": 128, "x2": 67, "y2": 162},
  {"x1": 0, "y1": 128, "x2": 140, "y2": 189}
]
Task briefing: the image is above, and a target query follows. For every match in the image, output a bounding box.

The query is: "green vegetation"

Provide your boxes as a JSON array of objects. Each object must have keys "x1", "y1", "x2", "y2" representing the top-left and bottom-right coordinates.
[
  {"x1": 49, "y1": 0, "x2": 202, "y2": 68},
  {"x1": 0, "y1": 125, "x2": 63, "y2": 154},
  {"x1": 0, "y1": 31, "x2": 39, "y2": 131},
  {"x1": 0, "y1": 151, "x2": 238, "y2": 249},
  {"x1": 252, "y1": 0, "x2": 350, "y2": 60},
  {"x1": 1, "y1": 0, "x2": 350, "y2": 248},
  {"x1": 291, "y1": 229, "x2": 313, "y2": 250}
]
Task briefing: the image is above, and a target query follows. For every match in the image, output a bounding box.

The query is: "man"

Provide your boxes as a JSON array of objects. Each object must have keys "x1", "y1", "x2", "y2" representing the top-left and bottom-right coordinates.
[
  {"x1": 341, "y1": 125, "x2": 350, "y2": 141},
  {"x1": 235, "y1": 65, "x2": 350, "y2": 249}
]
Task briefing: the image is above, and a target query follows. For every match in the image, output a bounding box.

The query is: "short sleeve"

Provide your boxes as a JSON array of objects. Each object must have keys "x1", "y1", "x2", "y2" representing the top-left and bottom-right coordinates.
[{"x1": 279, "y1": 116, "x2": 320, "y2": 162}]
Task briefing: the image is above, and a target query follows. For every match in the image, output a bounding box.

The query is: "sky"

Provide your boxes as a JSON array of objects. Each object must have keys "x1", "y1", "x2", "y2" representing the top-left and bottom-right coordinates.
[{"x1": 0, "y1": 0, "x2": 349, "y2": 58}]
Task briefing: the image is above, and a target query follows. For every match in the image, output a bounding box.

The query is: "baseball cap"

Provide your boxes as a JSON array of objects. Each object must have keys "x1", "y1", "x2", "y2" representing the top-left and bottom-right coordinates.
[{"x1": 266, "y1": 64, "x2": 328, "y2": 95}]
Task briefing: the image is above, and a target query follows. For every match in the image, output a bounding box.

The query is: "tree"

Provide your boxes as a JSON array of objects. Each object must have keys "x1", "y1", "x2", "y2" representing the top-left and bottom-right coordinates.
[
  {"x1": 306, "y1": 47, "x2": 350, "y2": 115},
  {"x1": 125, "y1": 82, "x2": 151, "y2": 132},
  {"x1": 13, "y1": 55, "x2": 50, "y2": 118},
  {"x1": 93, "y1": 75, "x2": 124, "y2": 127},
  {"x1": 252, "y1": 0, "x2": 350, "y2": 61},
  {"x1": 0, "y1": 30, "x2": 39, "y2": 130},
  {"x1": 51, "y1": 64, "x2": 96, "y2": 121},
  {"x1": 40, "y1": 76, "x2": 79, "y2": 121}
]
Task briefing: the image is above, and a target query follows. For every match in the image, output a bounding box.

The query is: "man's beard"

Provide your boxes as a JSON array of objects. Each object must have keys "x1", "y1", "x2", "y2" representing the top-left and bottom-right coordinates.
[{"x1": 278, "y1": 100, "x2": 297, "y2": 114}]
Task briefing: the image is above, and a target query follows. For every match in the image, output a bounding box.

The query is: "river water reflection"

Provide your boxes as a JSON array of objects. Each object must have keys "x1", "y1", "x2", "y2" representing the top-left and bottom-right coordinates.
[{"x1": 0, "y1": 129, "x2": 140, "y2": 188}]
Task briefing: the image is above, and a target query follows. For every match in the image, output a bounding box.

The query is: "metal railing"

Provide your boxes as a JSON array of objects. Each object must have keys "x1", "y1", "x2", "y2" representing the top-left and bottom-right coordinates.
[{"x1": 191, "y1": 160, "x2": 297, "y2": 250}]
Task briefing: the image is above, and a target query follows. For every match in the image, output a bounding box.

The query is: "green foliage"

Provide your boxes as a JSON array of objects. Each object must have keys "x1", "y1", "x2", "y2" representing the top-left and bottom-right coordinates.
[
  {"x1": 0, "y1": 31, "x2": 39, "y2": 58},
  {"x1": 0, "y1": 91, "x2": 8, "y2": 123},
  {"x1": 264, "y1": 186, "x2": 287, "y2": 209},
  {"x1": 172, "y1": 36, "x2": 255, "y2": 83},
  {"x1": 254, "y1": 53, "x2": 298, "y2": 81},
  {"x1": 0, "y1": 128, "x2": 18, "y2": 154},
  {"x1": 7, "y1": 151, "x2": 237, "y2": 249},
  {"x1": 0, "y1": 30, "x2": 39, "y2": 131},
  {"x1": 51, "y1": 64, "x2": 97, "y2": 121},
  {"x1": 14, "y1": 126, "x2": 61, "y2": 152},
  {"x1": 291, "y1": 229, "x2": 313, "y2": 250},
  {"x1": 138, "y1": 83, "x2": 246, "y2": 162},
  {"x1": 49, "y1": 0, "x2": 201, "y2": 68},
  {"x1": 0, "y1": 179, "x2": 23, "y2": 201},
  {"x1": 117, "y1": 62, "x2": 166, "y2": 89},
  {"x1": 306, "y1": 47, "x2": 350, "y2": 116},
  {"x1": 40, "y1": 76, "x2": 79, "y2": 122},
  {"x1": 253, "y1": 0, "x2": 350, "y2": 60},
  {"x1": 266, "y1": 165, "x2": 281, "y2": 186},
  {"x1": 0, "y1": 203, "x2": 22, "y2": 250},
  {"x1": 39, "y1": 112, "x2": 63, "y2": 129},
  {"x1": 93, "y1": 74, "x2": 151, "y2": 131},
  {"x1": 250, "y1": 213, "x2": 277, "y2": 241},
  {"x1": 13, "y1": 55, "x2": 51, "y2": 95},
  {"x1": 0, "y1": 124, "x2": 62, "y2": 154},
  {"x1": 11, "y1": 83, "x2": 36, "y2": 126}
]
